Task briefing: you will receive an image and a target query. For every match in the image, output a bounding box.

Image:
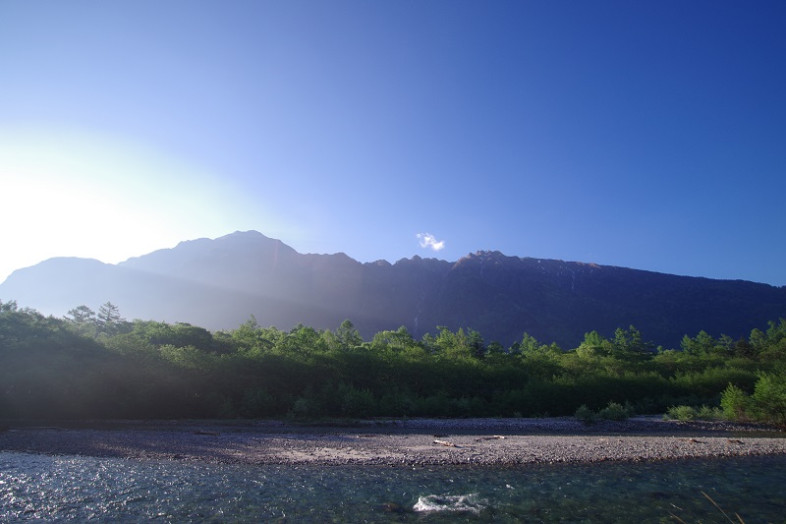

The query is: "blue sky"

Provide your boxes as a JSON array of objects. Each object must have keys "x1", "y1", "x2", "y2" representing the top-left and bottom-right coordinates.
[{"x1": 1, "y1": 1, "x2": 785, "y2": 286}]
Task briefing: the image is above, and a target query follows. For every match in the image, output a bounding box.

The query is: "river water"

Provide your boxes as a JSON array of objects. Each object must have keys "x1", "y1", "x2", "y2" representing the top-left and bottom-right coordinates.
[{"x1": 1, "y1": 451, "x2": 785, "y2": 522}]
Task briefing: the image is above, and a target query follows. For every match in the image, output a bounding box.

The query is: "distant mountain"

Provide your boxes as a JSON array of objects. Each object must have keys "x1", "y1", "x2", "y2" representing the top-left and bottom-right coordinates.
[{"x1": 2, "y1": 230, "x2": 785, "y2": 348}]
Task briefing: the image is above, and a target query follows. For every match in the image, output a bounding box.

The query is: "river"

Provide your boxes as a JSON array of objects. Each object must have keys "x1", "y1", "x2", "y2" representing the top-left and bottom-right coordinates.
[{"x1": 2, "y1": 451, "x2": 785, "y2": 522}]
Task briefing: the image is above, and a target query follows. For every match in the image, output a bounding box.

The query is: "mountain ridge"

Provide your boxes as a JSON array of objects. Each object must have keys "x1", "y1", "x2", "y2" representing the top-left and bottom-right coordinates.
[{"x1": 1, "y1": 230, "x2": 784, "y2": 348}]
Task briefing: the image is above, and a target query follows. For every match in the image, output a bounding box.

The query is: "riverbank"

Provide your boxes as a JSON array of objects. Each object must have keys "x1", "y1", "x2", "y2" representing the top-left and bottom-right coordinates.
[{"x1": 2, "y1": 417, "x2": 785, "y2": 466}]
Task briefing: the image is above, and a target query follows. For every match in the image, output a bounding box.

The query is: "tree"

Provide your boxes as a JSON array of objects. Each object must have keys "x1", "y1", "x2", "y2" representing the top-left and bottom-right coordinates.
[
  {"x1": 486, "y1": 341, "x2": 505, "y2": 355},
  {"x1": 681, "y1": 330, "x2": 716, "y2": 355},
  {"x1": 720, "y1": 383, "x2": 750, "y2": 421},
  {"x1": 519, "y1": 333, "x2": 540, "y2": 354},
  {"x1": 576, "y1": 330, "x2": 611, "y2": 358},
  {"x1": 370, "y1": 326, "x2": 419, "y2": 353},
  {"x1": 467, "y1": 329, "x2": 486, "y2": 359},
  {"x1": 231, "y1": 316, "x2": 275, "y2": 353},
  {"x1": 761, "y1": 319, "x2": 786, "y2": 360},
  {"x1": 0, "y1": 299, "x2": 18, "y2": 313},
  {"x1": 751, "y1": 374, "x2": 786, "y2": 427},
  {"x1": 431, "y1": 326, "x2": 473, "y2": 359},
  {"x1": 334, "y1": 319, "x2": 362, "y2": 350},
  {"x1": 611, "y1": 325, "x2": 651, "y2": 360},
  {"x1": 65, "y1": 305, "x2": 98, "y2": 336},
  {"x1": 97, "y1": 302, "x2": 124, "y2": 335},
  {"x1": 733, "y1": 337, "x2": 755, "y2": 359},
  {"x1": 749, "y1": 328, "x2": 768, "y2": 355},
  {"x1": 283, "y1": 324, "x2": 326, "y2": 353},
  {"x1": 66, "y1": 305, "x2": 96, "y2": 325},
  {"x1": 766, "y1": 319, "x2": 786, "y2": 345}
]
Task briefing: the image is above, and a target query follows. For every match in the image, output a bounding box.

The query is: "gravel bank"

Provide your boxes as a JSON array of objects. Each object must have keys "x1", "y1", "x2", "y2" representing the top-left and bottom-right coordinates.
[{"x1": 1, "y1": 418, "x2": 784, "y2": 466}]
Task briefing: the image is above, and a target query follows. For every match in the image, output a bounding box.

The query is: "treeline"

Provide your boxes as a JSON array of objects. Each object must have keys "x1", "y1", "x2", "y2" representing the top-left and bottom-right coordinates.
[{"x1": 1, "y1": 299, "x2": 784, "y2": 424}]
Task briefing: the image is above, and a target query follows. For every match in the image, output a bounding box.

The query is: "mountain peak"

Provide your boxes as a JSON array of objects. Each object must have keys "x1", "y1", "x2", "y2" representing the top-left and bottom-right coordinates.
[
  {"x1": 172, "y1": 230, "x2": 273, "y2": 249},
  {"x1": 1, "y1": 232, "x2": 784, "y2": 349},
  {"x1": 454, "y1": 250, "x2": 511, "y2": 267},
  {"x1": 219, "y1": 230, "x2": 272, "y2": 241}
]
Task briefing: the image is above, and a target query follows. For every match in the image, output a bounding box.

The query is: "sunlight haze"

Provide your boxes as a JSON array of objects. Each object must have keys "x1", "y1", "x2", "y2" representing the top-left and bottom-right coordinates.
[{"x1": 0, "y1": 127, "x2": 275, "y2": 281}]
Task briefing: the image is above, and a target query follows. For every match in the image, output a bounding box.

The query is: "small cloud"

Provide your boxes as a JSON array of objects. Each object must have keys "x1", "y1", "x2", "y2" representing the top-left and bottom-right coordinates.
[{"x1": 416, "y1": 233, "x2": 445, "y2": 251}]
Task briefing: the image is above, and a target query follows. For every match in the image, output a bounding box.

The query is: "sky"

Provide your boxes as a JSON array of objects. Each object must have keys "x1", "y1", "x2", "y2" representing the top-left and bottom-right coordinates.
[{"x1": 1, "y1": 1, "x2": 785, "y2": 286}]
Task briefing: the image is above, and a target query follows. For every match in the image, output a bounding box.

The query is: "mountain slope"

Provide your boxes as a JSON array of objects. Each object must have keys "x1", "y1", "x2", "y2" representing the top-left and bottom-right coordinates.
[{"x1": 2, "y1": 231, "x2": 784, "y2": 348}]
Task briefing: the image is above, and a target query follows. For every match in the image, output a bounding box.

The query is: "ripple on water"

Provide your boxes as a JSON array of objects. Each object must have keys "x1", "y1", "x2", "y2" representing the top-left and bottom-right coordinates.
[
  {"x1": 2, "y1": 451, "x2": 786, "y2": 522},
  {"x1": 413, "y1": 493, "x2": 487, "y2": 514}
]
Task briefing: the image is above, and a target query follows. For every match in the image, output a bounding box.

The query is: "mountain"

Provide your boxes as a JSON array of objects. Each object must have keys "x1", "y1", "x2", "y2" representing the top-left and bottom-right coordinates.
[{"x1": 2, "y1": 230, "x2": 785, "y2": 348}]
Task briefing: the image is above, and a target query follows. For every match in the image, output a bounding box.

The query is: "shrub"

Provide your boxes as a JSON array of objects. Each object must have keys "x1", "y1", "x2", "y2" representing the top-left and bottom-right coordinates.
[
  {"x1": 239, "y1": 388, "x2": 277, "y2": 418},
  {"x1": 339, "y1": 384, "x2": 376, "y2": 418},
  {"x1": 598, "y1": 401, "x2": 632, "y2": 421},
  {"x1": 665, "y1": 405, "x2": 696, "y2": 421},
  {"x1": 697, "y1": 405, "x2": 723, "y2": 419},
  {"x1": 720, "y1": 383, "x2": 751, "y2": 421},
  {"x1": 378, "y1": 390, "x2": 413, "y2": 417},
  {"x1": 575, "y1": 404, "x2": 597, "y2": 425},
  {"x1": 721, "y1": 376, "x2": 786, "y2": 427},
  {"x1": 751, "y1": 374, "x2": 786, "y2": 427},
  {"x1": 290, "y1": 397, "x2": 314, "y2": 418},
  {"x1": 665, "y1": 404, "x2": 723, "y2": 421},
  {"x1": 575, "y1": 401, "x2": 633, "y2": 423}
]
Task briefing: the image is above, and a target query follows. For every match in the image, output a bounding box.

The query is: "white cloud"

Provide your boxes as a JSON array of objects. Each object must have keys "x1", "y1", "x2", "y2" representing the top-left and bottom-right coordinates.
[{"x1": 416, "y1": 233, "x2": 445, "y2": 251}]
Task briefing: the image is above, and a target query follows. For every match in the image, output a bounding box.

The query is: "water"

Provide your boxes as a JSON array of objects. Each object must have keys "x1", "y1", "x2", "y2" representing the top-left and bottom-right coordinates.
[{"x1": 2, "y1": 451, "x2": 785, "y2": 522}]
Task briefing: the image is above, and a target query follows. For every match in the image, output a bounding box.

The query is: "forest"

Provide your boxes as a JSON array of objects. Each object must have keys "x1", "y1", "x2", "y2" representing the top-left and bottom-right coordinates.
[{"x1": 1, "y1": 299, "x2": 784, "y2": 426}]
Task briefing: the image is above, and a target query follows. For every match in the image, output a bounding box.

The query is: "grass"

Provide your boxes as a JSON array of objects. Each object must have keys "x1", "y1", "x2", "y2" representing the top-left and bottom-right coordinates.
[{"x1": 669, "y1": 491, "x2": 745, "y2": 523}]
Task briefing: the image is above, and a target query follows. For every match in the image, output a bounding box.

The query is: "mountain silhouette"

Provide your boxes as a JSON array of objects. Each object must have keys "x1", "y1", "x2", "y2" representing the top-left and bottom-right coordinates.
[{"x1": 2, "y1": 230, "x2": 784, "y2": 348}]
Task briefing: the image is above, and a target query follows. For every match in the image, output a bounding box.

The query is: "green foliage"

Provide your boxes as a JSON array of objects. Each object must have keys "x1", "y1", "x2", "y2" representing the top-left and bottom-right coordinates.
[
  {"x1": 574, "y1": 404, "x2": 597, "y2": 425},
  {"x1": 329, "y1": 320, "x2": 362, "y2": 351},
  {"x1": 665, "y1": 405, "x2": 696, "y2": 421},
  {"x1": 370, "y1": 326, "x2": 421, "y2": 356},
  {"x1": 338, "y1": 383, "x2": 376, "y2": 417},
  {"x1": 2, "y1": 299, "x2": 786, "y2": 422},
  {"x1": 96, "y1": 302, "x2": 127, "y2": 336},
  {"x1": 681, "y1": 330, "x2": 717, "y2": 355},
  {"x1": 290, "y1": 397, "x2": 315, "y2": 418},
  {"x1": 0, "y1": 299, "x2": 18, "y2": 313},
  {"x1": 238, "y1": 388, "x2": 277, "y2": 418},
  {"x1": 750, "y1": 374, "x2": 786, "y2": 426},
  {"x1": 665, "y1": 405, "x2": 724, "y2": 422},
  {"x1": 719, "y1": 375, "x2": 786, "y2": 427},
  {"x1": 598, "y1": 401, "x2": 633, "y2": 421},
  {"x1": 575, "y1": 401, "x2": 633, "y2": 424},
  {"x1": 611, "y1": 325, "x2": 652, "y2": 360},
  {"x1": 431, "y1": 326, "x2": 473, "y2": 359},
  {"x1": 720, "y1": 384, "x2": 751, "y2": 421},
  {"x1": 576, "y1": 330, "x2": 612, "y2": 358},
  {"x1": 378, "y1": 389, "x2": 414, "y2": 417},
  {"x1": 696, "y1": 405, "x2": 723, "y2": 419}
]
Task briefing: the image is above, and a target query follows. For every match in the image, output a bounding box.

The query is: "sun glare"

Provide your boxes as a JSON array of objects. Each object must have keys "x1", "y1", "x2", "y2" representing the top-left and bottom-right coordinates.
[{"x1": 0, "y1": 126, "x2": 267, "y2": 281}]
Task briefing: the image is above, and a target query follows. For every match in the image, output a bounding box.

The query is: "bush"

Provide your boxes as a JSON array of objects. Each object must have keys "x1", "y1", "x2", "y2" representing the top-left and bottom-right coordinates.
[
  {"x1": 697, "y1": 405, "x2": 723, "y2": 419},
  {"x1": 574, "y1": 404, "x2": 597, "y2": 425},
  {"x1": 665, "y1": 405, "x2": 696, "y2": 421},
  {"x1": 378, "y1": 390, "x2": 414, "y2": 417},
  {"x1": 665, "y1": 404, "x2": 723, "y2": 421},
  {"x1": 720, "y1": 383, "x2": 752, "y2": 421},
  {"x1": 751, "y1": 374, "x2": 786, "y2": 427},
  {"x1": 290, "y1": 397, "x2": 315, "y2": 418},
  {"x1": 721, "y1": 376, "x2": 786, "y2": 427},
  {"x1": 239, "y1": 388, "x2": 278, "y2": 418},
  {"x1": 339, "y1": 384, "x2": 376, "y2": 418},
  {"x1": 598, "y1": 401, "x2": 632, "y2": 421},
  {"x1": 575, "y1": 401, "x2": 633, "y2": 424}
]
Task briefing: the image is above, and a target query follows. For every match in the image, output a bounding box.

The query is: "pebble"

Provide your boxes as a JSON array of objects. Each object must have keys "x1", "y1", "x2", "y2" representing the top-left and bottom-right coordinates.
[{"x1": 0, "y1": 418, "x2": 783, "y2": 466}]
